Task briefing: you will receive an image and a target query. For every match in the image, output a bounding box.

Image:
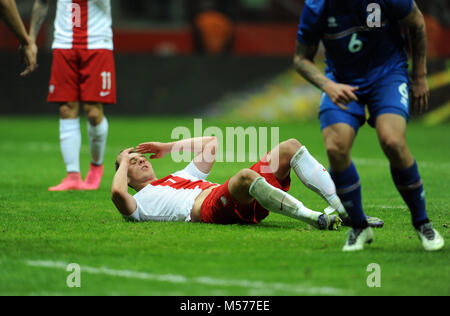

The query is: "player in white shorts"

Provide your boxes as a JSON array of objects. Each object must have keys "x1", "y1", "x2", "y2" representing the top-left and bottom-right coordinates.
[
  {"x1": 29, "y1": 0, "x2": 116, "y2": 191},
  {"x1": 112, "y1": 136, "x2": 358, "y2": 228}
]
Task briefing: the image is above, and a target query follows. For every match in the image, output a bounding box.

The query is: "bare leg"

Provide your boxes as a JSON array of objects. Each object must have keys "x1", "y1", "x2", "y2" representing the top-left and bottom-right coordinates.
[
  {"x1": 375, "y1": 114, "x2": 414, "y2": 169},
  {"x1": 323, "y1": 123, "x2": 355, "y2": 172}
]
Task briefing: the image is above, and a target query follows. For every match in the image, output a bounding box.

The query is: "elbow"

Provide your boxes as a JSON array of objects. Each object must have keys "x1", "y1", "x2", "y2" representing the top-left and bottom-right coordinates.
[
  {"x1": 111, "y1": 189, "x2": 124, "y2": 201},
  {"x1": 208, "y1": 136, "x2": 217, "y2": 143}
]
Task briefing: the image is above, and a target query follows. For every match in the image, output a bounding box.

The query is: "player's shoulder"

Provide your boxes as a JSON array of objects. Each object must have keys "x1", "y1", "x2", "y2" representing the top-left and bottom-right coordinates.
[
  {"x1": 304, "y1": 0, "x2": 327, "y2": 14},
  {"x1": 378, "y1": 0, "x2": 414, "y2": 20}
]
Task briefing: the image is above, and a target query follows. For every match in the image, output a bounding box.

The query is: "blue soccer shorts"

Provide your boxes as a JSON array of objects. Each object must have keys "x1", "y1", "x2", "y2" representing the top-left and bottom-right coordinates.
[{"x1": 319, "y1": 69, "x2": 410, "y2": 132}]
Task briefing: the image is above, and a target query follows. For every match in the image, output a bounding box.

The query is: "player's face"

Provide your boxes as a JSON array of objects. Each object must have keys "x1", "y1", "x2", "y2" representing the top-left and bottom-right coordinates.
[{"x1": 127, "y1": 153, "x2": 155, "y2": 185}]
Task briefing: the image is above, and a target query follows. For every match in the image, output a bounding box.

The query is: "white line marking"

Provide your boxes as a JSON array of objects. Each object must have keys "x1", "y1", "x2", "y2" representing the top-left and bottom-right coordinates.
[
  {"x1": 26, "y1": 260, "x2": 351, "y2": 296},
  {"x1": 366, "y1": 205, "x2": 407, "y2": 210}
]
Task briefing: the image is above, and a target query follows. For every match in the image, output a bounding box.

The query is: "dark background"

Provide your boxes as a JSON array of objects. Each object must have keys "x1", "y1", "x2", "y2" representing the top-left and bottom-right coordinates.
[{"x1": 0, "y1": 0, "x2": 449, "y2": 117}]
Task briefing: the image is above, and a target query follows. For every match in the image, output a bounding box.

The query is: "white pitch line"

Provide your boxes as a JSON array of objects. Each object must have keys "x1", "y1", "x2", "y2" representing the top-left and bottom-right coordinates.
[
  {"x1": 366, "y1": 205, "x2": 407, "y2": 210},
  {"x1": 26, "y1": 260, "x2": 351, "y2": 296}
]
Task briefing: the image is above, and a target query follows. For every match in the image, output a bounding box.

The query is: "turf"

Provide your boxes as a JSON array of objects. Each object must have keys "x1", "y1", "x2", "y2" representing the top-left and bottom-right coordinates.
[{"x1": 0, "y1": 116, "x2": 448, "y2": 296}]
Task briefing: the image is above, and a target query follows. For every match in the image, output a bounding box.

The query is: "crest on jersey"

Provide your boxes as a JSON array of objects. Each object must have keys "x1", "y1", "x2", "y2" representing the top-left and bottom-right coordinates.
[
  {"x1": 220, "y1": 196, "x2": 228, "y2": 207},
  {"x1": 328, "y1": 17, "x2": 338, "y2": 28}
]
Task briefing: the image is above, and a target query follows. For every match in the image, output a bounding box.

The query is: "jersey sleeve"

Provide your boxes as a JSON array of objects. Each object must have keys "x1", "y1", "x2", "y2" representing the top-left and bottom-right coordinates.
[
  {"x1": 296, "y1": 0, "x2": 326, "y2": 45},
  {"x1": 123, "y1": 200, "x2": 142, "y2": 222},
  {"x1": 384, "y1": 0, "x2": 414, "y2": 21},
  {"x1": 174, "y1": 161, "x2": 210, "y2": 181}
]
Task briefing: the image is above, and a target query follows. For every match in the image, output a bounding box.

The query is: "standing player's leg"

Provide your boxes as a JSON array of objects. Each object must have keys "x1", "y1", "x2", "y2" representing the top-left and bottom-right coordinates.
[
  {"x1": 83, "y1": 103, "x2": 108, "y2": 190},
  {"x1": 79, "y1": 49, "x2": 116, "y2": 190},
  {"x1": 47, "y1": 49, "x2": 84, "y2": 191},
  {"x1": 323, "y1": 122, "x2": 367, "y2": 227},
  {"x1": 49, "y1": 102, "x2": 84, "y2": 191},
  {"x1": 322, "y1": 119, "x2": 374, "y2": 251},
  {"x1": 376, "y1": 113, "x2": 444, "y2": 251}
]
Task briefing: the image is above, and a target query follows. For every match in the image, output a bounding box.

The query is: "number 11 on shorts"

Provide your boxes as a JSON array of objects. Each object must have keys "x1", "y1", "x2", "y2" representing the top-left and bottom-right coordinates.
[{"x1": 101, "y1": 71, "x2": 112, "y2": 91}]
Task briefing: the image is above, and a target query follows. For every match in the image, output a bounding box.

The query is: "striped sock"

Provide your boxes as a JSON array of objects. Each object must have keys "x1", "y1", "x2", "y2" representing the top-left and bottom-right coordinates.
[{"x1": 390, "y1": 161, "x2": 429, "y2": 228}]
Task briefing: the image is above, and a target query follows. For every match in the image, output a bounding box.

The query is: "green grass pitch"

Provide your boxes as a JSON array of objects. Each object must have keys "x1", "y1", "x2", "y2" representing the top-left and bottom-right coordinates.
[{"x1": 0, "y1": 116, "x2": 448, "y2": 296}]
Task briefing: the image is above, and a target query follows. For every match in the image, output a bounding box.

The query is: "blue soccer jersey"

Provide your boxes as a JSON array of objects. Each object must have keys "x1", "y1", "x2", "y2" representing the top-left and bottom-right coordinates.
[{"x1": 297, "y1": 0, "x2": 413, "y2": 88}]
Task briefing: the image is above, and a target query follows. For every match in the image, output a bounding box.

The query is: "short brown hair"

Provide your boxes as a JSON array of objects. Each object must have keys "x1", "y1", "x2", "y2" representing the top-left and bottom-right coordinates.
[{"x1": 115, "y1": 149, "x2": 136, "y2": 171}]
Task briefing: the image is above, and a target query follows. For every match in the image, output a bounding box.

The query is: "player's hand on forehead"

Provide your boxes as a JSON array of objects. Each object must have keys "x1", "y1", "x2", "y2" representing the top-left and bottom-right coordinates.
[{"x1": 117, "y1": 147, "x2": 136, "y2": 164}]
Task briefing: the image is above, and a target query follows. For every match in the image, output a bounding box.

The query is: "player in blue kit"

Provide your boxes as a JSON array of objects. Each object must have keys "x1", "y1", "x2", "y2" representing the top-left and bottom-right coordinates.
[{"x1": 294, "y1": 0, "x2": 444, "y2": 251}]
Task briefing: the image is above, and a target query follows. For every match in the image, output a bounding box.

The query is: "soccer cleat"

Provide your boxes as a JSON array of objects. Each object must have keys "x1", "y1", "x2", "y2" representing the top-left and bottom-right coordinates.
[
  {"x1": 317, "y1": 214, "x2": 342, "y2": 231},
  {"x1": 49, "y1": 173, "x2": 84, "y2": 191},
  {"x1": 416, "y1": 222, "x2": 445, "y2": 252},
  {"x1": 366, "y1": 216, "x2": 384, "y2": 228},
  {"x1": 341, "y1": 215, "x2": 384, "y2": 228},
  {"x1": 83, "y1": 163, "x2": 104, "y2": 190},
  {"x1": 342, "y1": 227, "x2": 374, "y2": 252}
]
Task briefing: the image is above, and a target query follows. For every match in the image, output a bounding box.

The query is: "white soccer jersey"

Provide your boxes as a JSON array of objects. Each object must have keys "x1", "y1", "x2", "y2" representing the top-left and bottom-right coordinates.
[
  {"x1": 52, "y1": 0, "x2": 113, "y2": 50},
  {"x1": 126, "y1": 162, "x2": 218, "y2": 223}
]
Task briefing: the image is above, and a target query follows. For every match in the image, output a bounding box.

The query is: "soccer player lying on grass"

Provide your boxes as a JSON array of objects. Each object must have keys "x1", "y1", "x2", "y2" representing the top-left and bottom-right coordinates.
[{"x1": 112, "y1": 137, "x2": 381, "y2": 229}]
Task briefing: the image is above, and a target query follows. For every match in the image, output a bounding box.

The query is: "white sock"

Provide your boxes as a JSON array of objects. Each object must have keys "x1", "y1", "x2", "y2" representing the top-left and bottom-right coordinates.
[
  {"x1": 249, "y1": 177, "x2": 322, "y2": 227},
  {"x1": 59, "y1": 118, "x2": 81, "y2": 173},
  {"x1": 290, "y1": 146, "x2": 349, "y2": 219},
  {"x1": 87, "y1": 117, "x2": 108, "y2": 166}
]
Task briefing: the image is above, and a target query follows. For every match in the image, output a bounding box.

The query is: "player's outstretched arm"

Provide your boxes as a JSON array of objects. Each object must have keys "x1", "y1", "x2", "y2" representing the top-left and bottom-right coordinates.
[
  {"x1": 0, "y1": 0, "x2": 38, "y2": 76},
  {"x1": 136, "y1": 136, "x2": 218, "y2": 174},
  {"x1": 400, "y1": 1, "x2": 429, "y2": 114},
  {"x1": 294, "y1": 41, "x2": 359, "y2": 110},
  {"x1": 111, "y1": 148, "x2": 138, "y2": 217}
]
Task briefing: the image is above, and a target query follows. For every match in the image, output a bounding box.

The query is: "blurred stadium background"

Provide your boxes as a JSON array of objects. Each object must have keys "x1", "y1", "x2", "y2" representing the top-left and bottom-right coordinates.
[
  {"x1": 0, "y1": 0, "x2": 449, "y2": 123},
  {"x1": 1, "y1": 1, "x2": 449, "y2": 297}
]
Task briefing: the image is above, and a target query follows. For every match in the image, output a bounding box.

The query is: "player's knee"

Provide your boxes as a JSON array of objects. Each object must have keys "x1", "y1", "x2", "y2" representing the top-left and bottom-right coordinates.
[
  {"x1": 325, "y1": 140, "x2": 350, "y2": 162},
  {"x1": 236, "y1": 169, "x2": 259, "y2": 189},
  {"x1": 59, "y1": 102, "x2": 79, "y2": 119},
  {"x1": 284, "y1": 139, "x2": 302, "y2": 154},
  {"x1": 84, "y1": 104, "x2": 103, "y2": 124},
  {"x1": 380, "y1": 135, "x2": 406, "y2": 156},
  {"x1": 279, "y1": 138, "x2": 302, "y2": 161}
]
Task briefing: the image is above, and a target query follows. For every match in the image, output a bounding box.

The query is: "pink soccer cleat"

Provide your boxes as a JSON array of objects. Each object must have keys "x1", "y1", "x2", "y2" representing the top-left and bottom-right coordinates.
[
  {"x1": 49, "y1": 173, "x2": 84, "y2": 191},
  {"x1": 83, "y1": 163, "x2": 104, "y2": 190}
]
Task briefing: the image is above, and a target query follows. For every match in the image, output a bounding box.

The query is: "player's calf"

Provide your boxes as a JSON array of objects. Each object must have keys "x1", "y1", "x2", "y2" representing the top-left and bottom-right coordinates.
[
  {"x1": 52, "y1": 103, "x2": 83, "y2": 191},
  {"x1": 290, "y1": 146, "x2": 350, "y2": 222},
  {"x1": 248, "y1": 177, "x2": 339, "y2": 230},
  {"x1": 83, "y1": 103, "x2": 108, "y2": 190}
]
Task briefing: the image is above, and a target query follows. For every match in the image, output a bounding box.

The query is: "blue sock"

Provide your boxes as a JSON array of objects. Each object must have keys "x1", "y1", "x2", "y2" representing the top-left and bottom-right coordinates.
[
  {"x1": 390, "y1": 161, "x2": 429, "y2": 228},
  {"x1": 330, "y1": 162, "x2": 367, "y2": 228}
]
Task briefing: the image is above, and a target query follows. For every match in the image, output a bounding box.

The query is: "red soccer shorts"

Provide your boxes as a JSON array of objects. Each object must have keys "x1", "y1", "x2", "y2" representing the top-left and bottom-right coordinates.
[
  {"x1": 200, "y1": 155, "x2": 291, "y2": 225},
  {"x1": 48, "y1": 49, "x2": 116, "y2": 104}
]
